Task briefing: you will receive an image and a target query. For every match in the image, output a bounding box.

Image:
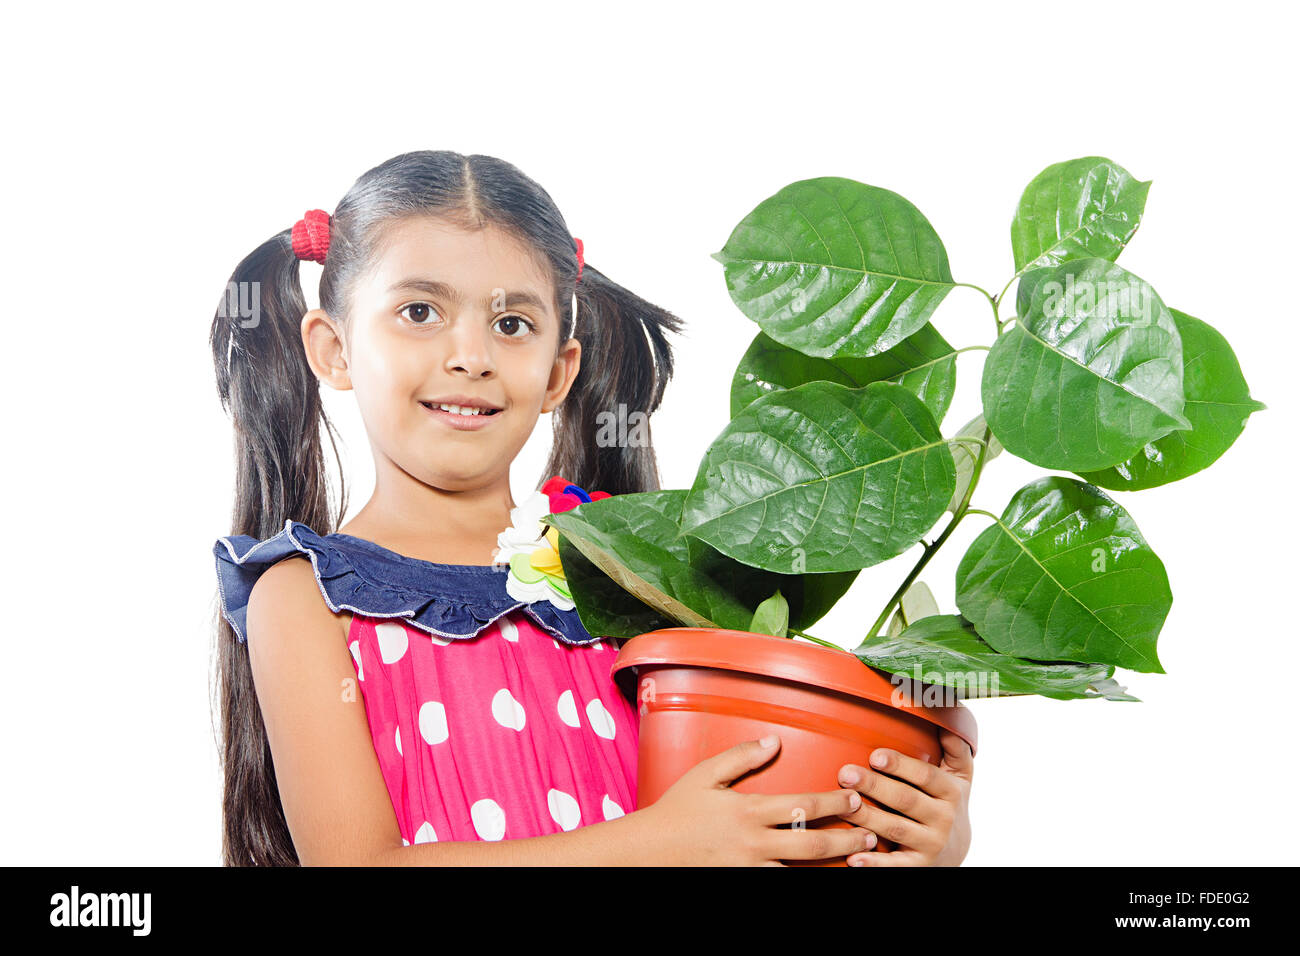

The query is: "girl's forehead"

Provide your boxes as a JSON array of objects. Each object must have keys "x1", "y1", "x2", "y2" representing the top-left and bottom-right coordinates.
[{"x1": 367, "y1": 215, "x2": 552, "y2": 294}]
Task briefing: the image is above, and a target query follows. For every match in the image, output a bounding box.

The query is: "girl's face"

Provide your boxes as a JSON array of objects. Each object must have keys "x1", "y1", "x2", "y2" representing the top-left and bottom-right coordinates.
[{"x1": 302, "y1": 215, "x2": 581, "y2": 494}]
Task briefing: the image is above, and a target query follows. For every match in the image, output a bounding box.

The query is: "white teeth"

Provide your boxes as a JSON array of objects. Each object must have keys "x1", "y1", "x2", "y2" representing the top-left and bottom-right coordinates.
[{"x1": 434, "y1": 403, "x2": 489, "y2": 416}]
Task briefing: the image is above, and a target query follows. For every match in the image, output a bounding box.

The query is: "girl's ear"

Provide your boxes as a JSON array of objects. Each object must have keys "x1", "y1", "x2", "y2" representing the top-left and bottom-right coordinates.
[
  {"x1": 301, "y1": 308, "x2": 352, "y2": 391},
  {"x1": 541, "y1": 336, "x2": 582, "y2": 413}
]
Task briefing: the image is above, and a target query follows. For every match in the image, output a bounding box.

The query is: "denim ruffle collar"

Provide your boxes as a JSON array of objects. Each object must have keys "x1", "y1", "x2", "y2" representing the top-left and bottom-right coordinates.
[{"x1": 214, "y1": 519, "x2": 600, "y2": 646}]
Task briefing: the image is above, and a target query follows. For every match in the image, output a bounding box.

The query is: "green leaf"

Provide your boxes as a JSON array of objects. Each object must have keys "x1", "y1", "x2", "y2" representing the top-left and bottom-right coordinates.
[
  {"x1": 711, "y1": 177, "x2": 955, "y2": 359},
  {"x1": 681, "y1": 380, "x2": 956, "y2": 573},
  {"x1": 683, "y1": 527, "x2": 857, "y2": 630},
  {"x1": 794, "y1": 570, "x2": 861, "y2": 629},
  {"x1": 557, "y1": 535, "x2": 677, "y2": 638},
  {"x1": 886, "y1": 580, "x2": 941, "y2": 638},
  {"x1": 749, "y1": 589, "x2": 790, "y2": 638},
  {"x1": 546, "y1": 491, "x2": 745, "y2": 633},
  {"x1": 545, "y1": 490, "x2": 857, "y2": 640},
  {"x1": 1078, "y1": 309, "x2": 1265, "y2": 490},
  {"x1": 982, "y1": 259, "x2": 1191, "y2": 471},
  {"x1": 731, "y1": 325, "x2": 958, "y2": 424},
  {"x1": 1011, "y1": 156, "x2": 1151, "y2": 273},
  {"x1": 955, "y1": 476, "x2": 1172, "y2": 674},
  {"x1": 856, "y1": 615, "x2": 1139, "y2": 701},
  {"x1": 946, "y1": 414, "x2": 1003, "y2": 513}
]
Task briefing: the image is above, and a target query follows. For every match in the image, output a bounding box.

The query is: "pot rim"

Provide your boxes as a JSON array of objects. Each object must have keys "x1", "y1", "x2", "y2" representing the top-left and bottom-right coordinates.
[{"x1": 612, "y1": 627, "x2": 978, "y2": 756}]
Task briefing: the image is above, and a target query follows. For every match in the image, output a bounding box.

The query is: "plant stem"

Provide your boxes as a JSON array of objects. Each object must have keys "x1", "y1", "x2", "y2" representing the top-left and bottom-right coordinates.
[
  {"x1": 993, "y1": 274, "x2": 1016, "y2": 307},
  {"x1": 955, "y1": 282, "x2": 1007, "y2": 337},
  {"x1": 859, "y1": 495, "x2": 971, "y2": 646},
  {"x1": 856, "y1": 282, "x2": 1007, "y2": 647},
  {"x1": 954, "y1": 281, "x2": 996, "y2": 299},
  {"x1": 788, "y1": 627, "x2": 845, "y2": 650}
]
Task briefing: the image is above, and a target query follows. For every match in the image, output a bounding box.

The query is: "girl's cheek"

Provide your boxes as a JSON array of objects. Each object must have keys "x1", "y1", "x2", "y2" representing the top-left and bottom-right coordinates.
[
  {"x1": 504, "y1": 349, "x2": 566, "y2": 406},
  {"x1": 351, "y1": 332, "x2": 425, "y2": 396}
]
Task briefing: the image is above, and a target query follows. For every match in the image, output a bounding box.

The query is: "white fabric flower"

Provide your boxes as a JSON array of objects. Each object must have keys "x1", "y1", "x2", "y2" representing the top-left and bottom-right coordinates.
[{"x1": 492, "y1": 491, "x2": 575, "y2": 611}]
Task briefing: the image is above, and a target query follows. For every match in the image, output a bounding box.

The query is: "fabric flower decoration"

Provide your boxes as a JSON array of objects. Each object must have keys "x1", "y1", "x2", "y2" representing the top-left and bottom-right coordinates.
[{"x1": 492, "y1": 475, "x2": 610, "y2": 611}]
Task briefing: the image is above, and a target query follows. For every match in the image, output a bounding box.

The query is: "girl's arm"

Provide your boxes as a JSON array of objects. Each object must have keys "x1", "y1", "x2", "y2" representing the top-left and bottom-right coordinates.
[
  {"x1": 245, "y1": 555, "x2": 662, "y2": 865},
  {"x1": 247, "y1": 556, "x2": 872, "y2": 866}
]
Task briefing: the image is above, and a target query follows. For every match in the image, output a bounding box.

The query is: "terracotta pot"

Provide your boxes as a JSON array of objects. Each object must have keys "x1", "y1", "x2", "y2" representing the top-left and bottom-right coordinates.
[{"x1": 611, "y1": 627, "x2": 978, "y2": 866}]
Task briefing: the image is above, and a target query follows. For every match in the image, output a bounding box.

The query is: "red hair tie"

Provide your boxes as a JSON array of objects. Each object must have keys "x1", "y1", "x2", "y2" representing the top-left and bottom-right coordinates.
[
  {"x1": 292, "y1": 209, "x2": 331, "y2": 263},
  {"x1": 574, "y1": 237, "x2": 584, "y2": 283}
]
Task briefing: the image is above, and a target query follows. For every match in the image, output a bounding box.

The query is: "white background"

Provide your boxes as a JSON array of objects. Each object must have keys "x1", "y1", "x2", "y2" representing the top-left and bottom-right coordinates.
[{"x1": 2, "y1": 1, "x2": 1296, "y2": 865}]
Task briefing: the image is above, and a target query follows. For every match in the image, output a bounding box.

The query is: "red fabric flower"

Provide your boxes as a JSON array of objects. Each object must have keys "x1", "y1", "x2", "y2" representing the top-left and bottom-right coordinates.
[{"x1": 541, "y1": 475, "x2": 610, "y2": 513}]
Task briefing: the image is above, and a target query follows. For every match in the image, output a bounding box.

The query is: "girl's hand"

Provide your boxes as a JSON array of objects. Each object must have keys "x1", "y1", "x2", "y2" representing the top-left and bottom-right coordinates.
[
  {"x1": 637, "y1": 735, "x2": 877, "y2": 866},
  {"x1": 834, "y1": 731, "x2": 974, "y2": 866}
]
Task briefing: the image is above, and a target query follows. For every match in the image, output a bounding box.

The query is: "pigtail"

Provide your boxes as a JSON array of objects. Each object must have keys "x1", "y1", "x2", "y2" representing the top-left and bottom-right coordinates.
[
  {"x1": 209, "y1": 230, "x2": 347, "y2": 866},
  {"x1": 542, "y1": 263, "x2": 684, "y2": 496}
]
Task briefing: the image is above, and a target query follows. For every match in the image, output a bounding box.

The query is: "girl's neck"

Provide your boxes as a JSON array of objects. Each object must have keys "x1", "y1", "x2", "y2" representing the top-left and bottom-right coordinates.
[{"x1": 337, "y1": 467, "x2": 518, "y2": 566}]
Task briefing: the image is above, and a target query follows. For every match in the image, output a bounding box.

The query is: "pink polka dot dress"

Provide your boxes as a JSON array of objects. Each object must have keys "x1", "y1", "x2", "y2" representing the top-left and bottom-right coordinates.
[
  {"x1": 214, "y1": 513, "x2": 641, "y2": 847},
  {"x1": 348, "y1": 609, "x2": 637, "y2": 843}
]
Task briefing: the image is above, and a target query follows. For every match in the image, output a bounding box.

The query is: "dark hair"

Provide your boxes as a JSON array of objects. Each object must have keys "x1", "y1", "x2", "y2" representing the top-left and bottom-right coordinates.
[{"x1": 209, "y1": 150, "x2": 683, "y2": 866}]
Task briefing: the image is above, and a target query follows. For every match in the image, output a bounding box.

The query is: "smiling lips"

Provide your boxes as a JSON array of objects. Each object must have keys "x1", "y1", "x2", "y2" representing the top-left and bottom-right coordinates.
[{"x1": 419, "y1": 399, "x2": 503, "y2": 430}]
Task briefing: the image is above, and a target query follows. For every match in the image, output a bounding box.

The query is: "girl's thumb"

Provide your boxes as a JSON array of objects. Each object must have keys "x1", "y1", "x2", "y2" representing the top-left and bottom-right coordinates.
[
  {"x1": 706, "y1": 735, "x2": 781, "y2": 787},
  {"x1": 939, "y1": 731, "x2": 975, "y2": 778}
]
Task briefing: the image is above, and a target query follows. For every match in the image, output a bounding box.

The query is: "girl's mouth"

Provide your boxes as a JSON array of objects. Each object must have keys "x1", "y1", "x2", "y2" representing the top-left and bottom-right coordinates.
[{"x1": 420, "y1": 401, "x2": 502, "y2": 431}]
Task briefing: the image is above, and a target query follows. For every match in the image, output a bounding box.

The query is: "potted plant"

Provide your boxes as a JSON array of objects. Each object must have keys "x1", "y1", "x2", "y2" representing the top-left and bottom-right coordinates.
[{"x1": 540, "y1": 157, "x2": 1263, "y2": 864}]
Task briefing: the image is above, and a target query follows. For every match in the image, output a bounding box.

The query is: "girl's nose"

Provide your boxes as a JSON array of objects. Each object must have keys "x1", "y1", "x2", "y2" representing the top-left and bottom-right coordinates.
[{"x1": 443, "y1": 316, "x2": 496, "y2": 378}]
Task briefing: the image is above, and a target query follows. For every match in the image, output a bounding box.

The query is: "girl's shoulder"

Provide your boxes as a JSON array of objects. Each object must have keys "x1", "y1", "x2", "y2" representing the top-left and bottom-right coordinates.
[{"x1": 213, "y1": 519, "x2": 602, "y2": 648}]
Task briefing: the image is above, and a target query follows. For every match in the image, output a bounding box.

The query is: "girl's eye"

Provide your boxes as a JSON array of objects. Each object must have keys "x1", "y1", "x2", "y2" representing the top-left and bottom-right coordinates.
[
  {"x1": 493, "y1": 313, "x2": 536, "y2": 338},
  {"x1": 400, "y1": 302, "x2": 441, "y2": 325}
]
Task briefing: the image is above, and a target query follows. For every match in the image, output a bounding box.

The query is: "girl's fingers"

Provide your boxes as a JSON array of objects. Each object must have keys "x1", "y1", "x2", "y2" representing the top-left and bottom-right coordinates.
[
  {"x1": 938, "y1": 732, "x2": 975, "y2": 780},
  {"x1": 863, "y1": 748, "x2": 961, "y2": 801},
  {"x1": 838, "y1": 803, "x2": 944, "y2": 857},
  {"x1": 846, "y1": 847, "x2": 929, "y2": 867},
  {"x1": 771, "y1": 824, "x2": 876, "y2": 862},
  {"x1": 837, "y1": 764, "x2": 949, "y2": 825},
  {"x1": 751, "y1": 788, "x2": 863, "y2": 827}
]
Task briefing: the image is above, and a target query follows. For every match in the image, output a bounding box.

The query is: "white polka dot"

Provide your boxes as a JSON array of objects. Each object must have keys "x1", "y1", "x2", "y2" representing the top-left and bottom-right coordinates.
[
  {"x1": 418, "y1": 701, "x2": 448, "y2": 744},
  {"x1": 553, "y1": 638, "x2": 564, "y2": 649},
  {"x1": 586, "y1": 698, "x2": 616, "y2": 740},
  {"x1": 395, "y1": 725, "x2": 402, "y2": 756},
  {"x1": 348, "y1": 640, "x2": 364, "y2": 681},
  {"x1": 402, "y1": 838, "x2": 410, "y2": 847},
  {"x1": 602, "y1": 795, "x2": 625, "y2": 820},
  {"x1": 430, "y1": 633, "x2": 452, "y2": 647},
  {"x1": 491, "y1": 688, "x2": 527, "y2": 731},
  {"x1": 498, "y1": 616, "x2": 519, "y2": 642},
  {"x1": 557, "y1": 690, "x2": 580, "y2": 728},
  {"x1": 413, "y1": 821, "x2": 437, "y2": 844},
  {"x1": 470, "y1": 798, "x2": 506, "y2": 841},
  {"x1": 376, "y1": 622, "x2": 409, "y2": 664},
  {"x1": 548, "y1": 788, "x2": 582, "y2": 831}
]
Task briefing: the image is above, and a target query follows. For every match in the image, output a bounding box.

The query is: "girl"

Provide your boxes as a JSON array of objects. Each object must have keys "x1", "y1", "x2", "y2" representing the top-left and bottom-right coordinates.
[{"x1": 209, "y1": 150, "x2": 973, "y2": 866}]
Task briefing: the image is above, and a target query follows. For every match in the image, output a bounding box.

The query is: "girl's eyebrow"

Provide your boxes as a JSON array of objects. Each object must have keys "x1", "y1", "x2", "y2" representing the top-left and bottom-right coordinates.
[{"x1": 387, "y1": 277, "x2": 549, "y2": 313}]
